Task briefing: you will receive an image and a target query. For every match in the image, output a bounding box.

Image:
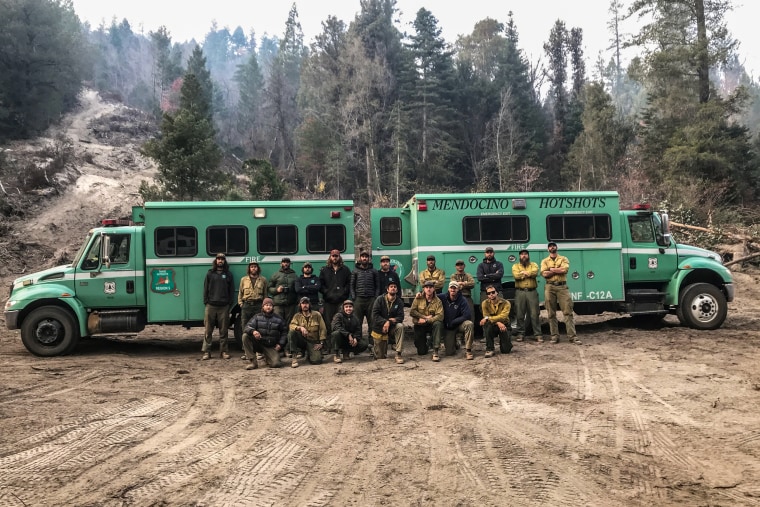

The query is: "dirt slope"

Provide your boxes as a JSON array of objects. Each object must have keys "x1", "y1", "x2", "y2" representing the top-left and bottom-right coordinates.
[{"x1": 1, "y1": 91, "x2": 760, "y2": 506}]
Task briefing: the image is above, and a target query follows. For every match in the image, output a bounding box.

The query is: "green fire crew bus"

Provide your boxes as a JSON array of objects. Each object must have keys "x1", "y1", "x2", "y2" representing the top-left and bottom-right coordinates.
[
  {"x1": 5, "y1": 192, "x2": 734, "y2": 356},
  {"x1": 371, "y1": 191, "x2": 733, "y2": 328},
  {"x1": 4, "y1": 200, "x2": 355, "y2": 356}
]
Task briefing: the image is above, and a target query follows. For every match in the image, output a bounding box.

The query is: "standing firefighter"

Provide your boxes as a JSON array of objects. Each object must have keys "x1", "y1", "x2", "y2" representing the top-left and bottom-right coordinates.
[
  {"x1": 541, "y1": 242, "x2": 581, "y2": 345},
  {"x1": 202, "y1": 253, "x2": 234, "y2": 360}
]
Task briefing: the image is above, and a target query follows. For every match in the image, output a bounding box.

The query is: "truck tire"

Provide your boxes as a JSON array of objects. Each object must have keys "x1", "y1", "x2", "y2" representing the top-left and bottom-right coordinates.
[
  {"x1": 677, "y1": 283, "x2": 727, "y2": 330},
  {"x1": 21, "y1": 306, "x2": 80, "y2": 356}
]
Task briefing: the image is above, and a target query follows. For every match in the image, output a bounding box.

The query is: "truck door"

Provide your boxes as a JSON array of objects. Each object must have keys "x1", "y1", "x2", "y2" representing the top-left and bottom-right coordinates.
[
  {"x1": 75, "y1": 232, "x2": 138, "y2": 307},
  {"x1": 624, "y1": 214, "x2": 678, "y2": 282},
  {"x1": 370, "y1": 208, "x2": 413, "y2": 297}
]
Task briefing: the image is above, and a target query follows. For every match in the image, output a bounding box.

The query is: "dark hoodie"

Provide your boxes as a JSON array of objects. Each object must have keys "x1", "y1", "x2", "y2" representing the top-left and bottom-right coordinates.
[{"x1": 204, "y1": 259, "x2": 234, "y2": 306}]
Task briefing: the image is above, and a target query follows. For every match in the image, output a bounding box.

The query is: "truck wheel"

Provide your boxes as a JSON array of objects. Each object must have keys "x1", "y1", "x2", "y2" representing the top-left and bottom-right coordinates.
[
  {"x1": 21, "y1": 306, "x2": 80, "y2": 356},
  {"x1": 677, "y1": 283, "x2": 727, "y2": 330}
]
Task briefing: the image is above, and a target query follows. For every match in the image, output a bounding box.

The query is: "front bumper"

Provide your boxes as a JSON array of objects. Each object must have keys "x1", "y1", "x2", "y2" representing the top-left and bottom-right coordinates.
[{"x1": 4, "y1": 310, "x2": 19, "y2": 330}]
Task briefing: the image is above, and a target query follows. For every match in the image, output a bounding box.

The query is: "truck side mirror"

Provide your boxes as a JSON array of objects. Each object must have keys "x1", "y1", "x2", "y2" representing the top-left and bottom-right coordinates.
[
  {"x1": 101, "y1": 233, "x2": 111, "y2": 269},
  {"x1": 656, "y1": 213, "x2": 672, "y2": 248}
]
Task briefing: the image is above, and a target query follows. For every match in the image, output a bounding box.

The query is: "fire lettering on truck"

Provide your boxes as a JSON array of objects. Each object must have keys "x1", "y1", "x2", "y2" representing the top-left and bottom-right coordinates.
[
  {"x1": 431, "y1": 198, "x2": 510, "y2": 211},
  {"x1": 539, "y1": 197, "x2": 607, "y2": 209}
]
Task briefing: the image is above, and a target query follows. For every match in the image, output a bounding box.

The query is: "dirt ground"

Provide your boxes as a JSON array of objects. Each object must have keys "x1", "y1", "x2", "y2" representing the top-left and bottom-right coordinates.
[{"x1": 2, "y1": 91, "x2": 760, "y2": 506}]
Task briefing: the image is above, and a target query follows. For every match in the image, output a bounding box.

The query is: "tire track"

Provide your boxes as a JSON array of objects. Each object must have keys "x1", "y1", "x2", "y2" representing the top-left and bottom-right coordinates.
[
  {"x1": 0, "y1": 396, "x2": 176, "y2": 482},
  {"x1": 123, "y1": 419, "x2": 251, "y2": 503}
]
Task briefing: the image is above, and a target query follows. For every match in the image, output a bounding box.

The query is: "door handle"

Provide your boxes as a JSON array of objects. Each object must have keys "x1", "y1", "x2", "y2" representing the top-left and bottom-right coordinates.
[
  {"x1": 127, "y1": 280, "x2": 134, "y2": 294},
  {"x1": 630, "y1": 258, "x2": 637, "y2": 269}
]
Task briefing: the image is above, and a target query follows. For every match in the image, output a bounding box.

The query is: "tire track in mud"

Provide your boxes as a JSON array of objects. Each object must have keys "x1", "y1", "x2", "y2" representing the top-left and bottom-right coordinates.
[
  {"x1": 0, "y1": 396, "x2": 177, "y2": 480},
  {"x1": 426, "y1": 368, "x2": 588, "y2": 506},
  {"x1": 196, "y1": 389, "x2": 343, "y2": 507},
  {"x1": 0, "y1": 367, "x2": 107, "y2": 405}
]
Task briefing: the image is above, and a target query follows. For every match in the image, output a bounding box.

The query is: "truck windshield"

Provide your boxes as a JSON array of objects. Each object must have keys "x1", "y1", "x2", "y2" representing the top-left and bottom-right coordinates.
[{"x1": 71, "y1": 232, "x2": 94, "y2": 266}]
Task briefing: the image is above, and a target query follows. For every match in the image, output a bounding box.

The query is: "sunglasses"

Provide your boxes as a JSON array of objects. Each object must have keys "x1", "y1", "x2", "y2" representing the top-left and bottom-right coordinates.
[{"x1": 487, "y1": 291, "x2": 496, "y2": 295}]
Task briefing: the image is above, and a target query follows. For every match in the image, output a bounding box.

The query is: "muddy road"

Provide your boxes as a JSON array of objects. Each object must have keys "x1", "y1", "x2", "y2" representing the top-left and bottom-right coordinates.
[{"x1": 1, "y1": 270, "x2": 759, "y2": 506}]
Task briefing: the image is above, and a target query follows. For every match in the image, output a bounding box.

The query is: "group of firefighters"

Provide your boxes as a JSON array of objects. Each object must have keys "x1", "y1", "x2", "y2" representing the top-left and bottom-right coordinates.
[{"x1": 201, "y1": 244, "x2": 580, "y2": 370}]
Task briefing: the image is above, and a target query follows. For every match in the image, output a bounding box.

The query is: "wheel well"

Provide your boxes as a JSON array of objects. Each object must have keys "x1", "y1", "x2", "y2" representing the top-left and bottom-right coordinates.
[
  {"x1": 679, "y1": 269, "x2": 727, "y2": 298},
  {"x1": 18, "y1": 300, "x2": 77, "y2": 327}
]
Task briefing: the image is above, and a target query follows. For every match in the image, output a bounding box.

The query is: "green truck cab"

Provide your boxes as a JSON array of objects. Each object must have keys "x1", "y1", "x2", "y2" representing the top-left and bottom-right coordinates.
[
  {"x1": 5, "y1": 200, "x2": 354, "y2": 356},
  {"x1": 370, "y1": 192, "x2": 733, "y2": 328}
]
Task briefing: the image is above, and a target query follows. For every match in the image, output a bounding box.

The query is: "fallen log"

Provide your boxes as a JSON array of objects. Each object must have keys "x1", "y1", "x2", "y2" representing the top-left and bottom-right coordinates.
[
  {"x1": 670, "y1": 221, "x2": 754, "y2": 242},
  {"x1": 724, "y1": 251, "x2": 760, "y2": 267}
]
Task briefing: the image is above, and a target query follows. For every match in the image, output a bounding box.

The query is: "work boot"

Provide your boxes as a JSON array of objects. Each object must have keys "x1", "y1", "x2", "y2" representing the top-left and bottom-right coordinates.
[
  {"x1": 550, "y1": 336, "x2": 559, "y2": 344},
  {"x1": 334, "y1": 352, "x2": 343, "y2": 363},
  {"x1": 221, "y1": 352, "x2": 231, "y2": 359},
  {"x1": 515, "y1": 335, "x2": 524, "y2": 342},
  {"x1": 484, "y1": 350, "x2": 494, "y2": 358},
  {"x1": 536, "y1": 336, "x2": 544, "y2": 343},
  {"x1": 394, "y1": 354, "x2": 404, "y2": 364},
  {"x1": 246, "y1": 360, "x2": 258, "y2": 370},
  {"x1": 201, "y1": 352, "x2": 210, "y2": 360},
  {"x1": 343, "y1": 352, "x2": 350, "y2": 361},
  {"x1": 291, "y1": 358, "x2": 299, "y2": 368},
  {"x1": 571, "y1": 337, "x2": 582, "y2": 345},
  {"x1": 432, "y1": 349, "x2": 440, "y2": 362},
  {"x1": 465, "y1": 350, "x2": 474, "y2": 360}
]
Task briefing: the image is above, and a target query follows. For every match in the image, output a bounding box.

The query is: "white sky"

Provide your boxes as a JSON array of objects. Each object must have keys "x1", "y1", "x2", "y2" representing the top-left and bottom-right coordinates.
[{"x1": 70, "y1": 0, "x2": 757, "y2": 79}]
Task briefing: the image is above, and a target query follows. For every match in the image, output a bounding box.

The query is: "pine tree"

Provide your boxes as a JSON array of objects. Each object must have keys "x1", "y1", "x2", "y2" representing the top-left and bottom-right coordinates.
[{"x1": 142, "y1": 73, "x2": 223, "y2": 200}]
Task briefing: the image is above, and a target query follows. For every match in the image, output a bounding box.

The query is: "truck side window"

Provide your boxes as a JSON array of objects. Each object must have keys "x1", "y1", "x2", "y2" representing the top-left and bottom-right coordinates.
[
  {"x1": 628, "y1": 217, "x2": 655, "y2": 243},
  {"x1": 155, "y1": 227, "x2": 198, "y2": 257},
  {"x1": 547, "y1": 215, "x2": 612, "y2": 241},
  {"x1": 379, "y1": 217, "x2": 402, "y2": 246},
  {"x1": 207, "y1": 226, "x2": 247, "y2": 256},
  {"x1": 306, "y1": 224, "x2": 346, "y2": 253},
  {"x1": 463, "y1": 216, "x2": 529, "y2": 243},
  {"x1": 257, "y1": 225, "x2": 297, "y2": 254},
  {"x1": 108, "y1": 234, "x2": 131, "y2": 264},
  {"x1": 82, "y1": 235, "x2": 102, "y2": 270}
]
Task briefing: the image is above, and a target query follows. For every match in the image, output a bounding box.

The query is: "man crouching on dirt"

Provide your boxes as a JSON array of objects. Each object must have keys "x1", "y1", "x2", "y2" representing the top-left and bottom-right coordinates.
[
  {"x1": 370, "y1": 280, "x2": 405, "y2": 363},
  {"x1": 479, "y1": 284, "x2": 512, "y2": 357},
  {"x1": 330, "y1": 299, "x2": 368, "y2": 362},
  {"x1": 241, "y1": 298, "x2": 287, "y2": 369},
  {"x1": 288, "y1": 297, "x2": 328, "y2": 368}
]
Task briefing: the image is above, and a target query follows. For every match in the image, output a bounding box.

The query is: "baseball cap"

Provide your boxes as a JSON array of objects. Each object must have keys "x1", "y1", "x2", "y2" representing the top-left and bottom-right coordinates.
[
  {"x1": 387, "y1": 280, "x2": 399, "y2": 288},
  {"x1": 342, "y1": 299, "x2": 354, "y2": 306},
  {"x1": 448, "y1": 281, "x2": 459, "y2": 289},
  {"x1": 262, "y1": 297, "x2": 274, "y2": 306},
  {"x1": 281, "y1": 257, "x2": 291, "y2": 263},
  {"x1": 427, "y1": 255, "x2": 436, "y2": 261},
  {"x1": 360, "y1": 250, "x2": 369, "y2": 257},
  {"x1": 519, "y1": 249, "x2": 529, "y2": 255},
  {"x1": 303, "y1": 261, "x2": 312, "y2": 268},
  {"x1": 485, "y1": 246, "x2": 494, "y2": 252},
  {"x1": 380, "y1": 255, "x2": 390, "y2": 261},
  {"x1": 423, "y1": 280, "x2": 436, "y2": 287},
  {"x1": 455, "y1": 259, "x2": 465, "y2": 265},
  {"x1": 547, "y1": 242, "x2": 558, "y2": 248},
  {"x1": 299, "y1": 296, "x2": 310, "y2": 304}
]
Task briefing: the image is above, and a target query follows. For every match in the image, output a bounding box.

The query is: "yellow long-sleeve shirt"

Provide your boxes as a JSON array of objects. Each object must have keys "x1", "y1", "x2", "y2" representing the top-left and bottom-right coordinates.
[{"x1": 511, "y1": 261, "x2": 539, "y2": 289}]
